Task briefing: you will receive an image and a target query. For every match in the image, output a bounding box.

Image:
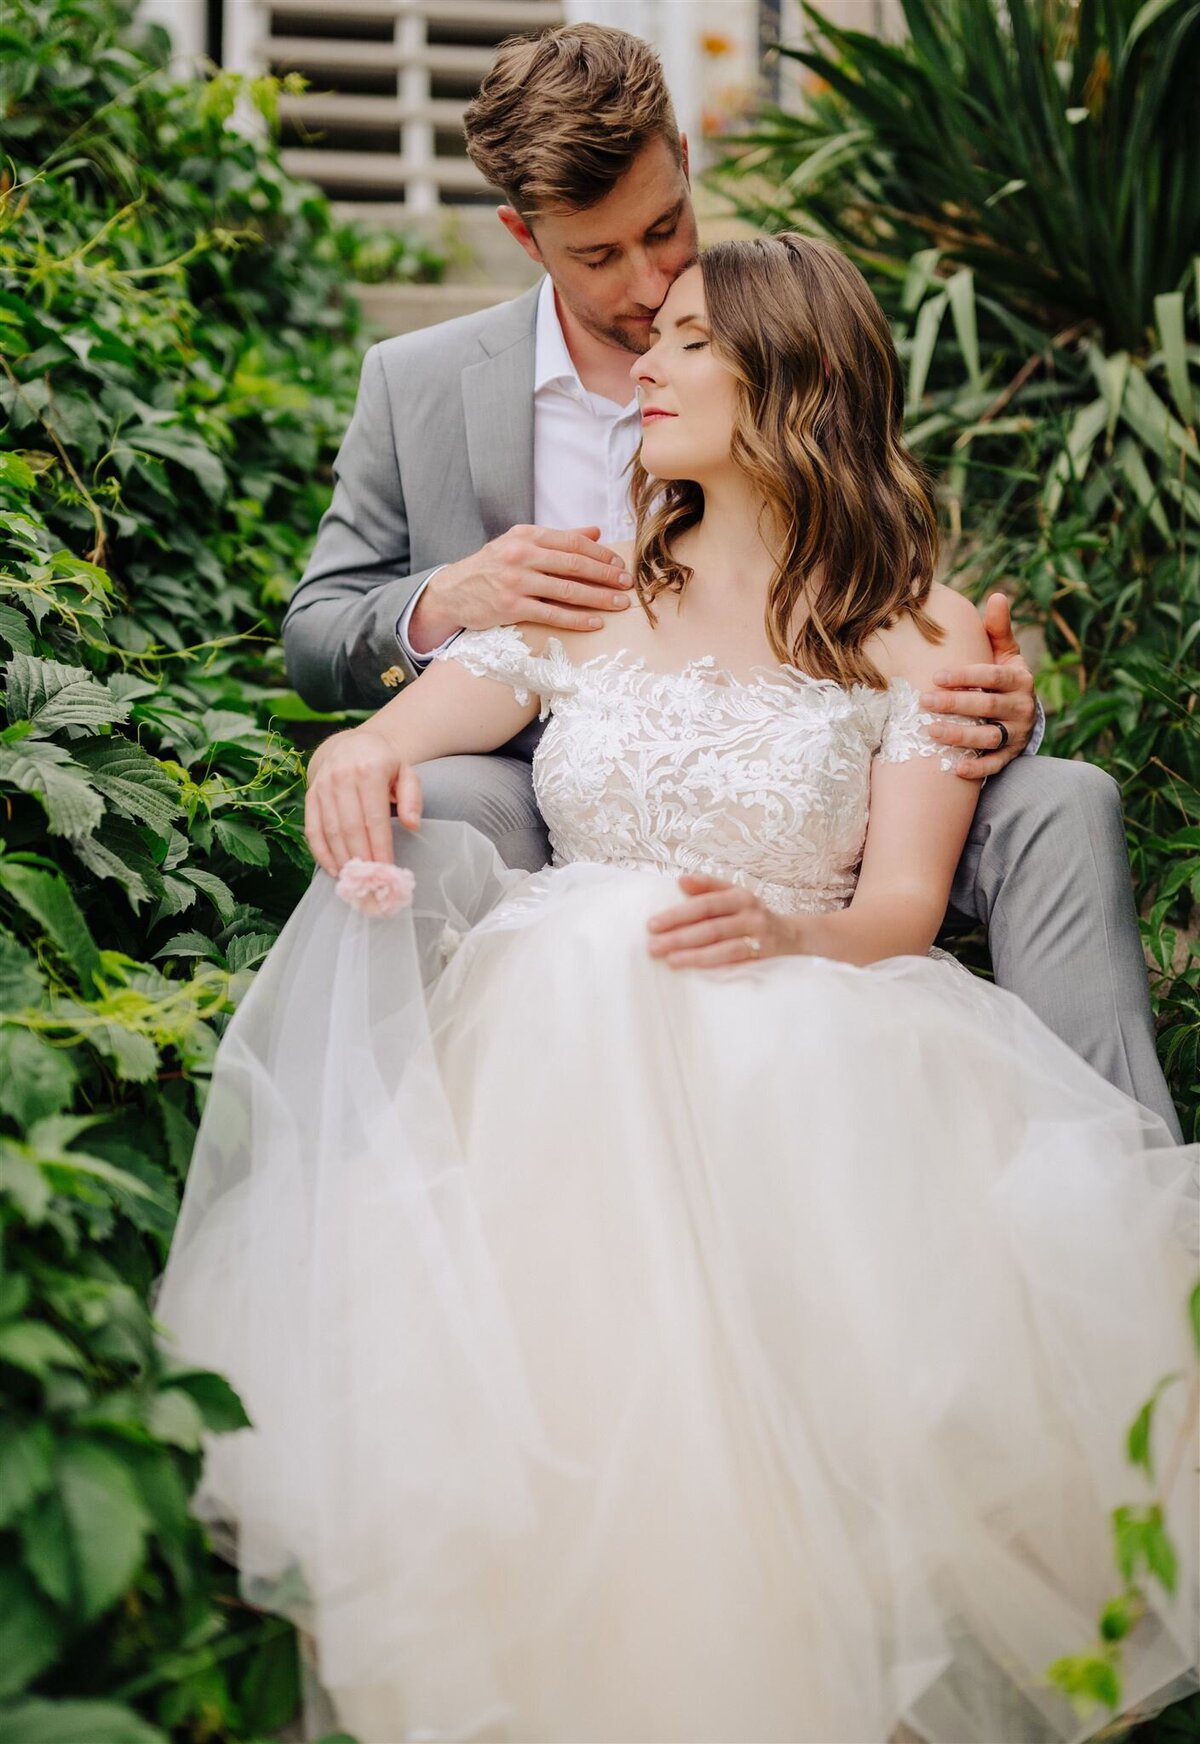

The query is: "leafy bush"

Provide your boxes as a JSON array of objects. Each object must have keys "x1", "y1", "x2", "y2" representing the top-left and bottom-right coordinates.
[
  {"x1": 711, "y1": 0, "x2": 1200, "y2": 1142},
  {"x1": 0, "y1": 0, "x2": 389, "y2": 1733}
]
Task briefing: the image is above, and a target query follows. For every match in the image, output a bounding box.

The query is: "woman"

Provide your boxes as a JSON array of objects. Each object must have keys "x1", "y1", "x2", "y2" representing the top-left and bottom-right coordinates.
[{"x1": 155, "y1": 236, "x2": 1198, "y2": 1743}]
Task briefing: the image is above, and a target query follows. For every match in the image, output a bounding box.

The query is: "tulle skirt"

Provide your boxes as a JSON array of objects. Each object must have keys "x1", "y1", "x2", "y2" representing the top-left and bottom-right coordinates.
[{"x1": 153, "y1": 820, "x2": 1200, "y2": 1743}]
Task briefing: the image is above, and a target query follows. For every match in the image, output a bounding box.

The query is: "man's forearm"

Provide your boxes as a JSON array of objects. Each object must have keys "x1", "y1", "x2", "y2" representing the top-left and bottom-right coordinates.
[{"x1": 282, "y1": 566, "x2": 442, "y2": 712}]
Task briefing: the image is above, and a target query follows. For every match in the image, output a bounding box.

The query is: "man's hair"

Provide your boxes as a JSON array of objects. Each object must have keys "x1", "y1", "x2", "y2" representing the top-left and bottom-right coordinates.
[{"x1": 462, "y1": 23, "x2": 680, "y2": 219}]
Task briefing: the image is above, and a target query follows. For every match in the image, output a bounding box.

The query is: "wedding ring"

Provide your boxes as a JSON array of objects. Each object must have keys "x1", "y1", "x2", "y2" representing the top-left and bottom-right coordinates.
[
  {"x1": 991, "y1": 720, "x2": 1010, "y2": 751},
  {"x1": 741, "y1": 935, "x2": 761, "y2": 956}
]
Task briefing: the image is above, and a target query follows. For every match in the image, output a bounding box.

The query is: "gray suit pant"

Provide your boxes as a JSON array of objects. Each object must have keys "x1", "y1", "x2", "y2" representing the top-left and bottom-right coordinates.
[{"x1": 414, "y1": 751, "x2": 1182, "y2": 1139}]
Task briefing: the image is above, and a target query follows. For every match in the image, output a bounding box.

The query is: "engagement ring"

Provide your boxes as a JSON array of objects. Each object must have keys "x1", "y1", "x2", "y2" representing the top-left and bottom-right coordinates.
[{"x1": 991, "y1": 720, "x2": 1010, "y2": 751}]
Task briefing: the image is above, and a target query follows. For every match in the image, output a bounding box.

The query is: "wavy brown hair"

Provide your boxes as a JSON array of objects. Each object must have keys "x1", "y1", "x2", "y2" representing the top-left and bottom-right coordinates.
[
  {"x1": 630, "y1": 233, "x2": 942, "y2": 690},
  {"x1": 463, "y1": 25, "x2": 680, "y2": 219}
]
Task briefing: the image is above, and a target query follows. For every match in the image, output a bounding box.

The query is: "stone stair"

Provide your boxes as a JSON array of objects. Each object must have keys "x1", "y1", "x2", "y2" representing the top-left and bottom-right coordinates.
[{"x1": 263, "y1": 0, "x2": 565, "y2": 211}]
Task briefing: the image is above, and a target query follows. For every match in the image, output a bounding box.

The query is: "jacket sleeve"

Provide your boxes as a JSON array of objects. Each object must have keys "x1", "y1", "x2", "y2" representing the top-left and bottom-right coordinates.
[{"x1": 281, "y1": 343, "x2": 443, "y2": 711}]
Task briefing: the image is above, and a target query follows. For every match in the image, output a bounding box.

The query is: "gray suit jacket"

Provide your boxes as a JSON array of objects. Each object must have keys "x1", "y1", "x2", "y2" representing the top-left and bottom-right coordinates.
[{"x1": 283, "y1": 281, "x2": 544, "y2": 739}]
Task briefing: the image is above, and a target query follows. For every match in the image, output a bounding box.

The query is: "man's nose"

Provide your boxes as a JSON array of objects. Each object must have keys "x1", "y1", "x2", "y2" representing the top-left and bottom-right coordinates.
[{"x1": 626, "y1": 254, "x2": 673, "y2": 313}]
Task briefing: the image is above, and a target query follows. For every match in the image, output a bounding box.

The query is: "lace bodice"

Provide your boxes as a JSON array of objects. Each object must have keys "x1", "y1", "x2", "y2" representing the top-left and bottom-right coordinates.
[{"x1": 436, "y1": 627, "x2": 963, "y2": 915}]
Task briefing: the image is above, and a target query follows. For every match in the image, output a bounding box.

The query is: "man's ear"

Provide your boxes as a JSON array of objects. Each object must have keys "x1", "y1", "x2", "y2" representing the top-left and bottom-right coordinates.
[
  {"x1": 680, "y1": 132, "x2": 690, "y2": 181},
  {"x1": 497, "y1": 206, "x2": 544, "y2": 266}
]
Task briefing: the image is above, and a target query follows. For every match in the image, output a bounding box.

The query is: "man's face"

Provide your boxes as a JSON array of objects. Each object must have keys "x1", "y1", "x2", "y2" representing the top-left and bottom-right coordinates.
[{"x1": 503, "y1": 135, "x2": 700, "y2": 358}]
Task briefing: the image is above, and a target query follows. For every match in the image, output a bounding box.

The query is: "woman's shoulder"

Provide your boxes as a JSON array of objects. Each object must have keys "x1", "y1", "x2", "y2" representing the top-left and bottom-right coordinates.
[{"x1": 869, "y1": 583, "x2": 992, "y2": 688}]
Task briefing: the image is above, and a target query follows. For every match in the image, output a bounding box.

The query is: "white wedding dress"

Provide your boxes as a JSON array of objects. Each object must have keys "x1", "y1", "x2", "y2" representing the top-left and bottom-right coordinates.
[{"x1": 155, "y1": 627, "x2": 1199, "y2": 1744}]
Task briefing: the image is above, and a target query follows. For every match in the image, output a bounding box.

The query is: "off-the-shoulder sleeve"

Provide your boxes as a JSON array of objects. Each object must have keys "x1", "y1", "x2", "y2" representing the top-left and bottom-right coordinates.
[
  {"x1": 876, "y1": 678, "x2": 971, "y2": 772},
  {"x1": 432, "y1": 627, "x2": 578, "y2": 722}
]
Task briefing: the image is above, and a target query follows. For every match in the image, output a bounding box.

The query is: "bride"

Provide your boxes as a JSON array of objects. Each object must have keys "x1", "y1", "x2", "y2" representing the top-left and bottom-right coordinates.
[{"x1": 154, "y1": 234, "x2": 1198, "y2": 1743}]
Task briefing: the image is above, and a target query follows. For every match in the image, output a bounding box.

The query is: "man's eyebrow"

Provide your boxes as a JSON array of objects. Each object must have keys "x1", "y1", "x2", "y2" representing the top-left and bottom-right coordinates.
[
  {"x1": 564, "y1": 199, "x2": 687, "y2": 258},
  {"x1": 646, "y1": 312, "x2": 709, "y2": 339}
]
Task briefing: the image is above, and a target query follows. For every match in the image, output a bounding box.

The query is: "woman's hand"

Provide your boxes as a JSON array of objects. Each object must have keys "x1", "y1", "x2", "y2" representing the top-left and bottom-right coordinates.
[
  {"x1": 646, "y1": 873, "x2": 796, "y2": 969},
  {"x1": 305, "y1": 727, "x2": 423, "y2": 878}
]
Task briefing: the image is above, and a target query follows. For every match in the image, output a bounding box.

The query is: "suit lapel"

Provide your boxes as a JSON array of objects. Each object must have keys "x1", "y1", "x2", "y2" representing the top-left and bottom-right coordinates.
[{"x1": 462, "y1": 283, "x2": 539, "y2": 540}]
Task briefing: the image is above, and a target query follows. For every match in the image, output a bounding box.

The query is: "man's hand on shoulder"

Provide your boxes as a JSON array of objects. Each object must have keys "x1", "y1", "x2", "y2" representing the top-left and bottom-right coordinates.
[
  {"x1": 407, "y1": 524, "x2": 634, "y2": 655},
  {"x1": 917, "y1": 590, "x2": 1038, "y2": 780}
]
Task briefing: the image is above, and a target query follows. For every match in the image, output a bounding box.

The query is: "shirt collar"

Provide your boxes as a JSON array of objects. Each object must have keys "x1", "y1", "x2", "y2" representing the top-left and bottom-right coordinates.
[
  {"x1": 534, "y1": 275, "x2": 638, "y2": 414},
  {"x1": 534, "y1": 274, "x2": 578, "y2": 394}
]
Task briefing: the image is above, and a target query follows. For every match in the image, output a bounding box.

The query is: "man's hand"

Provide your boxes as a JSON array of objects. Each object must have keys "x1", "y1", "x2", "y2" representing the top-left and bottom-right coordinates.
[
  {"x1": 407, "y1": 524, "x2": 633, "y2": 655},
  {"x1": 305, "y1": 728, "x2": 422, "y2": 877},
  {"x1": 918, "y1": 592, "x2": 1038, "y2": 780}
]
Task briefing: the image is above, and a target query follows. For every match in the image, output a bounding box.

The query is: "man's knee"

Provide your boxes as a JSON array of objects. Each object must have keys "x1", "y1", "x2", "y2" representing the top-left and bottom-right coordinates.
[
  {"x1": 979, "y1": 755, "x2": 1124, "y2": 853},
  {"x1": 414, "y1": 754, "x2": 549, "y2": 871}
]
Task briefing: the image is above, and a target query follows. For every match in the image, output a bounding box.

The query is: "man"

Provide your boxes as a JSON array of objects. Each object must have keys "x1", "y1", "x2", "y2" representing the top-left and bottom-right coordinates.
[{"x1": 283, "y1": 23, "x2": 1180, "y2": 1136}]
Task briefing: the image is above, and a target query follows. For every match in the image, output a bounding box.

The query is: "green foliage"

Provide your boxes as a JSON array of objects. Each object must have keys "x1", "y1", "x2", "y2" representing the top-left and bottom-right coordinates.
[
  {"x1": 712, "y1": 0, "x2": 1200, "y2": 1141},
  {"x1": 0, "y1": 0, "x2": 381, "y2": 1732}
]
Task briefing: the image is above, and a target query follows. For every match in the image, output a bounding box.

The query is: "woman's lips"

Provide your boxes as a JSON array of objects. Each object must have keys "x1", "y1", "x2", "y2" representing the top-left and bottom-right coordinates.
[{"x1": 641, "y1": 411, "x2": 677, "y2": 422}]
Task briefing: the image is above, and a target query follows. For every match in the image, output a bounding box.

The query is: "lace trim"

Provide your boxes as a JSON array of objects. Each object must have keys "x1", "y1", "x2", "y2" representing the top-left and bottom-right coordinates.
[{"x1": 439, "y1": 627, "x2": 965, "y2": 768}]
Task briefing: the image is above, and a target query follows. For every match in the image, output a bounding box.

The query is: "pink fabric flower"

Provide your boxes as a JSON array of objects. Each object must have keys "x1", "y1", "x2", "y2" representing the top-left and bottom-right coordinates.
[{"x1": 335, "y1": 858, "x2": 415, "y2": 917}]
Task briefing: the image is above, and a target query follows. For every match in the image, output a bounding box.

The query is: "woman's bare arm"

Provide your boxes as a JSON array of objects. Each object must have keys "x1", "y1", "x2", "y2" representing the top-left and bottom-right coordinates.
[
  {"x1": 304, "y1": 641, "x2": 541, "y2": 876},
  {"x1": 792, "y1": 587, "x2": 993, "y2": 963}
]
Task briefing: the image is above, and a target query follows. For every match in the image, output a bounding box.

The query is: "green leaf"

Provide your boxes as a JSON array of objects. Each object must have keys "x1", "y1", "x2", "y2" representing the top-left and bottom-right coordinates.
[
  {"x1": 0, "y1": 861, "x2": 101, "y2": 991},
  {"x1": 1124, "y1": 0, "x2": 1189, "y2": 55},
  {"x1": 71, "y1": 738, "x2": 181, "y2": 838},
  {"x1": 70, "y1": 830, "x2": 151, "y2": 909},
  {"x1": 1189, "y1": 1279, "x2": 1200, "y2": 1357},
  {"x1": 0, "y1": 741, "x2": 106, "y2": 839},
  {"x1": 237, "y1": 1625, "x2": 301, "y2": 1735},
  {"x1": 123, "y1": 426, "x2": 227, "y2": 503},
  {"x1": 0, "y1": 1321, "x2": 84, "y2": 1379},
  {"x1": 946, "y1": 268, "x2": 981, "y2": 390},
  {"x1": 0, "y1": 1149, "x2": 52, "y2": 1221},
  {"x1": 0, "y1": 1025, "x2": 79, "y2": 1126},
  {"x1": 146, "y1": 1387, "x2": 205, "y2": 1451},
  {"x1": 0, "y1": 927, "x2": 44, "y2": 1006},
  {"x1": 0, "y1": 1700, "x2": 167, "y2": 1744},
  {"x1": 907, "y1": 291, "x2": 947, "y2": 411},
  {"x1": 0, "y1": 1565, "x2": 65, "y2": 1699},
  {"x1": 3, "y1": 653, "x2": 129, "y2": 735},
  {"x1": 0, "y1": 1419, "x2": 54, "y2": 1527},
  {"x1": 1142, "y1": 1505, "x2": 1179, "y2": 1593},
  {"x1": 213, "y1": 815, "x2": 270, "y2": 866},
  {"x1": 174, "y1": 867, "x2": 236, "y2": 923},
  {"x1": 162, "y1": 1368, "x2": 251, "y2": 1433},
  {"x1": 88, "y1": 1021, "x2": 160, "y2": 1083},
  {"x1": 1153, "y1": 291, "x2": 1193, "y2": 425},
  {"x1": 1099, "y1": 1594, "x2": 1135, "y2": 1642},
  {"x1": 56, "y1": 1436, "x2": 151, "y2": 1624},
  {"x1": 19, "y1": 1491, "x2": 75, "y2": 1609},
  {"x1": 0, "y1": 602, "x2": 35, "y2": 655},
  {"x1": 1126, "y1": 1369, "x2": 1184, "y2": 1479}
]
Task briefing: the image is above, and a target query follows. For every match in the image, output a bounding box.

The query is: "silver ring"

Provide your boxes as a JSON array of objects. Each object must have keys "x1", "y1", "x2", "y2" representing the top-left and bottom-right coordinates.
[
  {"x1": 992, "y1": 720, "x2": 1009, "y2": 751},
  {"x1": 741, "y1": 935, "x2": 761, "y2": 956}
]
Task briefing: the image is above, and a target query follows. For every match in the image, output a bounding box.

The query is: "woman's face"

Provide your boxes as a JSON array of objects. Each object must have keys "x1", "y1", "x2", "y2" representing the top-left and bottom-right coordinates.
[{"x1": 630, "y1": 265, "x2": 739, "y2": 483}]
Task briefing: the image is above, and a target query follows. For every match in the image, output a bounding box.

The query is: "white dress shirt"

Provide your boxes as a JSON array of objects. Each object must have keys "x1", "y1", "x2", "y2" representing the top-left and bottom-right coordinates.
[{"x1": 396, "y1": 274, "x2": 641, "y2": 667}]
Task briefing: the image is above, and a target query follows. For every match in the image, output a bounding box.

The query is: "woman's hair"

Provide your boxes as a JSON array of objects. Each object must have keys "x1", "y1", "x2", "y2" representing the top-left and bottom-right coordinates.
[
  {"x1": 630, "y1": 233, "x2": 942, "y2": 690},
  {"x1": 462, "y1": 24, "x2": 680, "y2": 219}
]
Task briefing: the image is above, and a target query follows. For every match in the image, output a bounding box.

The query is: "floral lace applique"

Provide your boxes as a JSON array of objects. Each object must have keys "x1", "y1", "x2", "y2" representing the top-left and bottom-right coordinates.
[{"x1": 439, "y1": 629, "x2": 967, "y2": 913}]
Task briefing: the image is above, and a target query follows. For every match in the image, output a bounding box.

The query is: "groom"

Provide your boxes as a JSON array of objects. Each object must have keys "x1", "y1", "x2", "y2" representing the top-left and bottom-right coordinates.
[{"x1": 282, "y1": 23, "x2": 1180, "y2": 1137}]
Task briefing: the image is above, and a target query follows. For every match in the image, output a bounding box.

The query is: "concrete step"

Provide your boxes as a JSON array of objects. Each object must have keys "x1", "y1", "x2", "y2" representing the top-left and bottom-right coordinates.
[
  {"x1": 279, "y1": 92, "x2": 467, "y2": 129},
  {"x1": 352, "y1": 280, "x2": 529, "y2": 334},
  {"x1": 264, "y1": 34, "x2": 495, "y2": 76},
  {"x1": 273, "y1": 0, "x2": 561, "y2": 22},
  {"x1": 282, "y1": 146, "x2": 486, "y2": 191}
]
